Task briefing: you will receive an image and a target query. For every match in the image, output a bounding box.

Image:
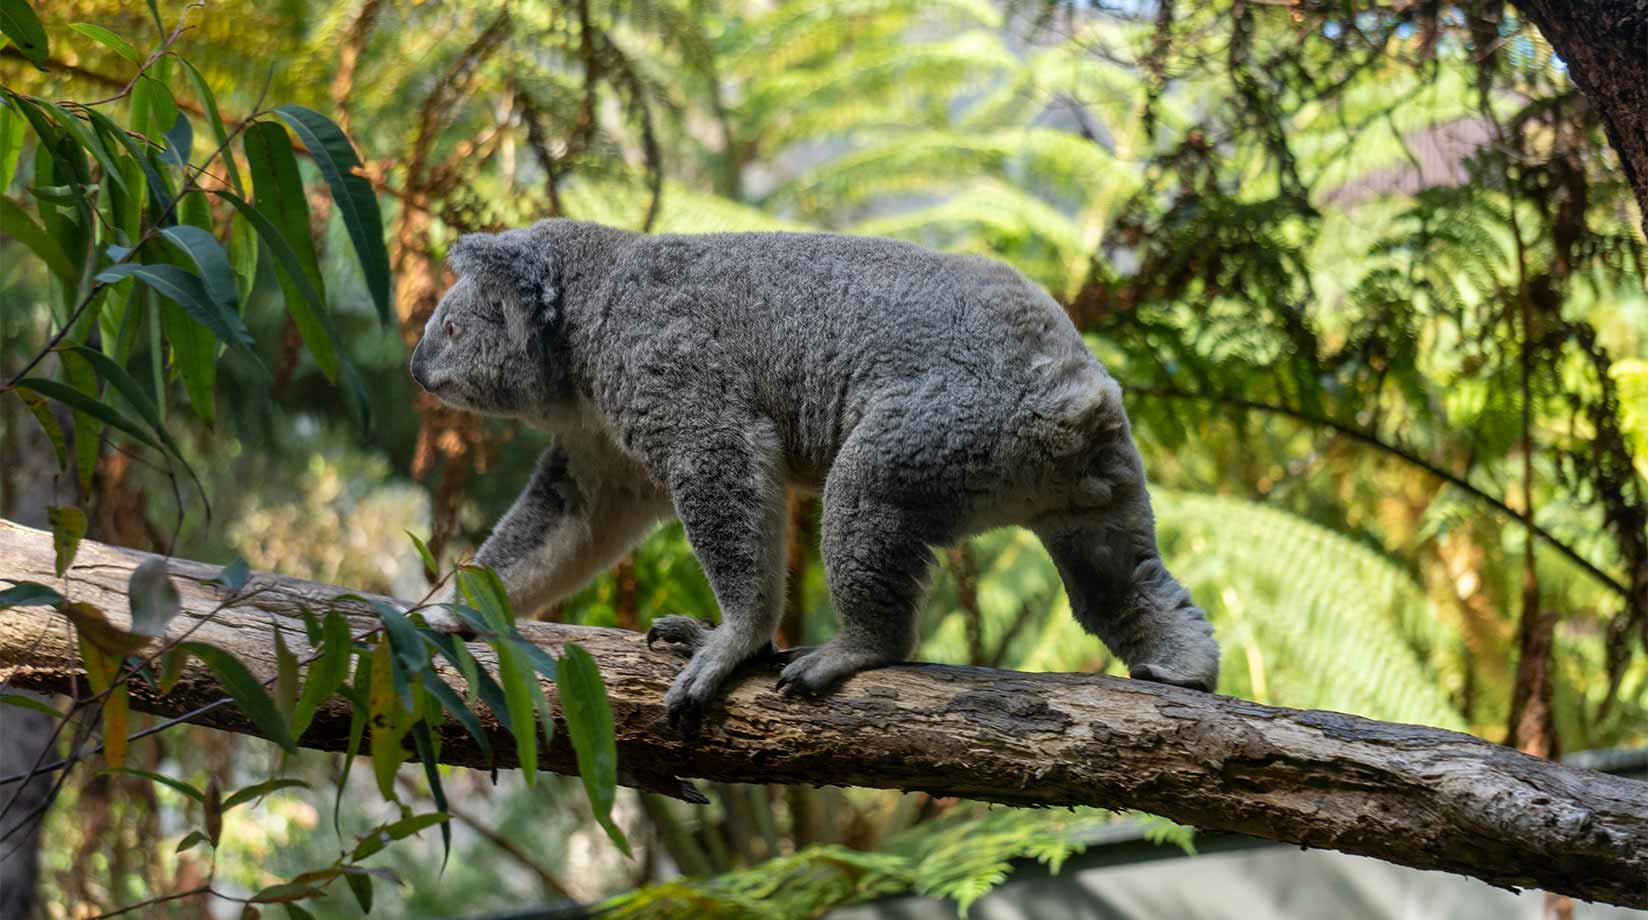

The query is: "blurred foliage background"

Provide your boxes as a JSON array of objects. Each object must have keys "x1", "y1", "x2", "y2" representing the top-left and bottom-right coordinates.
[{"x1": 2, "y1": 0, "x2": 1644, "y2": 917}]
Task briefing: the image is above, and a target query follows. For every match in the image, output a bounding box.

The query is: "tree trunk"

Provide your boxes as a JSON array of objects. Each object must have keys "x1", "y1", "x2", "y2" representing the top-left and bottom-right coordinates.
[
  {"x1": 1, "y1": 519, "x2": 1644, "y2": 908},
  {"x1": 1509, "y1": 0, "x2": 1648, "y2": 237}
]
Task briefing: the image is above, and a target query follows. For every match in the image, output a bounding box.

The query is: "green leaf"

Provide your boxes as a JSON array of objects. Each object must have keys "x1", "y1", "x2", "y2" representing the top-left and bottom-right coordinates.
[
  {"x1": 80, "y1": 107, "x2": 172, "y2": 219},
  {"x1": 34, "y1": 99, "x2": 129, "y2": 197},
  {"x1": 558, "y1": 644, "x2": 630, "y2": 856},
  {"x1": 14, "y1": 377, "x2": 163, "y2": 454},
  {"x1": 284, "y1": 905, "x2": 317, "y2": 920},
  {"x1": 367, "y1": 638, "x2": 409, "y2": 800},
  {"x1": 179, "y1": 642, "x2": 298, "y2": 752},
  {"x1": 0, "y1": 691, "x2": 60, "y2": 717},
  {"x1": 13, "y1": 390, "x2": 67, "y2": 469},
  {"x1": 271, "y1": 106, "x2": 391, "y2": 324},
  {"x1": 0, "y1": 580, "x2": 62, "y2": 608},
  {"x1": 157, "y1": 646, "x2": 189, "y2": 694},
  {"x1": 419, "y1": 668, "x2": 492, "y2": 763},
  {"x1": 223, "y1": 778, "x2": 310, "y2": 810},
  {"x1": 175, "y1": 829, "x2": 210, "y2": 853},
  {"x1": 104, "y1": 767, "x2": 205, "y2": 802},
  {"x1": 492, "y1": 637, "x2": 537, "y2": 786},
  {"x1": 274, "y1": 629, "x2": 299, "y2": 722},
  {"x1": 59, "y1": 345, "x2": 102, "y2": 494},
  {"x1": 372, "y1": 601, "x2": 428, "y2": 694},
  {"x1": 68, "y1": 23, "x2": 140, "y2": 63},
  {"x1": 344, "y1": 871, "x2": 373, "y2": 914},
  {"x1": 128, "y1": 558, "x2": 181, "y2": 638},
  {"x1": 291, "y1": 611, "x2": 349, "y2": 739},
  {"x1": 46, "y1": 505, "x2": 85, "y2": 577},
  {"x1": 0, "y1": 0, "x2": 48, "y2": 66},
  {"x1": 250, "y1": 883, "x2": 324, "y2": 905},
  {"x1": 63, "y1": 345, "x2": 188, "y2": 469},
  {"x1": 425, "y1": 630, "x2": 507, "y2": 717},
  {"x1": 158, "y1": 224, "x2": 239, "y2": 313},
  {"x1": 409, "y1": 722, "x2": 452, "y2": 866},
  {"x1": 96, "y1": 262, "x2": 253, "y2": 349},
  {"x1": 349, "y1": 812, "x2": 448, "y2": 862},
  {"x1": 178, "y1": 59, "x2": 243, "y2": 194},
  {"x1": 0, "y1": 99, "x2": 25, "y2": 190},
  {"x1": 237, "y1": 126, "x2": 337, "y2": 380},
  {"x1": 336, "y1": 649, "x2": 370, "y2": 839},
  {"x1": 406, "y1": 532, "x2": 438, "y2": 583},
  {"x1": 0, "y1": 196, "x2": 76, "y2": 285}
]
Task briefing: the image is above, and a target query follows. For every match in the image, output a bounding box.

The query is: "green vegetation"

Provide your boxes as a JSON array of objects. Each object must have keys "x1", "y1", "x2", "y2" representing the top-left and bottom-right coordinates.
[{"x1": 1, "y1": 0, "x2": 1642, "y2": 917}]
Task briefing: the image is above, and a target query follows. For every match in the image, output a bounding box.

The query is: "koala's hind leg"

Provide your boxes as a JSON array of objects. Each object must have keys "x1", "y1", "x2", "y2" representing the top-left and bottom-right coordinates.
[
  {"x1": 660, "y1": 425, "x2": 789, "y2": 727},
  {"x1": 1036, "y1": 497, "x2": 1219, "y2": 692},
  {"x1": 776, "y1": 458, "x2": 955, "y2": 697}
]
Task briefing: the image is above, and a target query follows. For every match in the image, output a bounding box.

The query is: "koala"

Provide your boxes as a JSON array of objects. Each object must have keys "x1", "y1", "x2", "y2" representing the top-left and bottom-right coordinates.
[{"x1": 410, "y1": 219, "x2": 1218, "y2": 726}]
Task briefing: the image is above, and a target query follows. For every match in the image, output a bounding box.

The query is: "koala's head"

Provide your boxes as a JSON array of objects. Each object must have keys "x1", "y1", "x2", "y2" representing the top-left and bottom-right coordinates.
[{"x1": 410, "y1": 228, "x2": 565, "y2": 416}]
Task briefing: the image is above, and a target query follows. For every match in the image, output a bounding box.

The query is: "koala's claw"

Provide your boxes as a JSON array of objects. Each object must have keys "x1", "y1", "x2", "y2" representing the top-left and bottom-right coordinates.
[
  {"x1": 645, "y1": 615, "x2": 712, "y2": 657},
  {"x1": 1130, "y1": 663, "x2": 1215, "y2": 693}
]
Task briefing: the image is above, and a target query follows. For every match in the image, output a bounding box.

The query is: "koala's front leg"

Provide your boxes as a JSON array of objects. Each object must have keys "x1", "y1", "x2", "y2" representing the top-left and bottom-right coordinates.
[
  {"x1": 422, "y1": 446, "x2": 666, "y2": 630},
  {"x1": 659, "y1": 428, "x2": 787, "y2": 728}
]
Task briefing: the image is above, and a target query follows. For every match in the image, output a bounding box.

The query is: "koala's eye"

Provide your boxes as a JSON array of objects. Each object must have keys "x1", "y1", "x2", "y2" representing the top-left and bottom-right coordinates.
[{"x1": 444, "y1": 320, "x2": 458, "y2": 338}]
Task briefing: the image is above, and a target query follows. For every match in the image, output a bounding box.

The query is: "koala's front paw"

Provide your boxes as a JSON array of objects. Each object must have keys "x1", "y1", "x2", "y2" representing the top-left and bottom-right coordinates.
[
  {"x1": 1130, "y1": 662, "x2": 1215, "y2": 693},
  {"x1": 645, "y1": 615, "x2": 712, "y2": 657},
  {"x1": 662, "y1": 654, "x2": 727, "y2": 730}
]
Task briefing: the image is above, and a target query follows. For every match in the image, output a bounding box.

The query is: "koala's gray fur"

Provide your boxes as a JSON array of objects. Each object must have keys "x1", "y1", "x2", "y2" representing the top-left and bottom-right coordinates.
[{"x1": 411, "y1": 219, "x2": 1218, "y2": 725}]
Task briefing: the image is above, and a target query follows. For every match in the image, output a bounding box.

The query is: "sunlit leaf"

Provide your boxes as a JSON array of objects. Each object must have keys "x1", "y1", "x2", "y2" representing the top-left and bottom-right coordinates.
[
  {"x1": 66, "y1": 600, "x2": 150, "y2": 658},
  {"x1": 558, "y1": 644, "x2": 629, "y2": 856},
  {"x1": 223, "y1": 777, "x2": 310, "y2": 810},
  {"x1": 492, "y1": 635, "x2": 537, "y2": 786},
  {"x1": 178, "y1": 58, "x2": 243, "y2": 193},
  {"x1": 270, "y1": 106, "x2": 391, "y2": 324},
  {"x1": 13, "y1": 391, "x2": 66, "y2": 469},
  {"x1": 46, "y1": 505, "x2": 85, "y2": 577},
  {"x1": 406, "y1": 531, "x2": 438, "y2": 583},
  {"x1": 237, "y1": 126, "x2": 338, "y2": 380},
  {"x1": 368, "y1": 637, "x2": 409, "y2": 800},
  {"x1": 349, "y1": 812, "x2": 448, "y2": 862},
  {"x1": 291, "y1": 611, "x2": 349, "y2": 738},
  {"x1": 68, "y1": 23, "x2": 139, "y2": 64},
  {"x1": 103, "y1": 683, "x2": 129, "y2": 768},
  {"x1": 0, "y1": 0, "x2": 48, "y2": 66},
  {"x1": 104, "y1": 767, "x2": 205, "y2": 802},
  {"x1": 0, "y1": 99, "x2": 24, "y2": 189},
  {"x1": 274, "y1": 628, "x2": 299, "y2": 722}
]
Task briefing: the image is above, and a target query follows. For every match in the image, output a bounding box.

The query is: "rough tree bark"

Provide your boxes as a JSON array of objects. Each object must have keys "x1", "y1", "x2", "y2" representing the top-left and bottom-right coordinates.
[
  {"x1": 1509, "y1": 0, "x2": 1648, "y2": 238},
  {"x1": 1, "y1": 520, "x2": 1645, "y2": 908}
]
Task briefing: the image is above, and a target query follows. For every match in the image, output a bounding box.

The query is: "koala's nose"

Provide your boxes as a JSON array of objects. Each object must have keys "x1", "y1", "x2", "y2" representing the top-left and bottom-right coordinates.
[{"x1": 409, "y1": 343, "x2": 432, "y2": 391}]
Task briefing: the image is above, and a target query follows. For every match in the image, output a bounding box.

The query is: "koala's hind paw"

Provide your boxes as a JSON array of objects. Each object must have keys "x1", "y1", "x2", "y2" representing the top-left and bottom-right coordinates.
[
  {"x1": 775, "y1": 639, "x2": 895, "y2": 697},
  {"x1": 645, "y1": 615, "x2": 713, "y2": 657},
  {"x1": 1130, "y1": 662, "x2": 1215, "y2": 693}
]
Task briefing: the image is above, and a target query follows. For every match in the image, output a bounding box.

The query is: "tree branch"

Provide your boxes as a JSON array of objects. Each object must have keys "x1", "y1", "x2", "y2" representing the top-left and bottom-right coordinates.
[{"x1": 0, "y1": 519, "x2": 1643, "y2": 908}]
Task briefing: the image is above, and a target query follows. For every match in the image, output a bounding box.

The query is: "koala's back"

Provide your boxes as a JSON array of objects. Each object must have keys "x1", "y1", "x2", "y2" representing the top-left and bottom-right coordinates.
[{"x1": 581, "y1": 228, "x2": 1122, "y2": 497}]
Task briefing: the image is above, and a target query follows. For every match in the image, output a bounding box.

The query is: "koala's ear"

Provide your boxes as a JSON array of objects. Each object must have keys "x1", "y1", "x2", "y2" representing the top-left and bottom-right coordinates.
[{"x1": 447, "y1": 230, "x2": 560, "y2": 330}]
